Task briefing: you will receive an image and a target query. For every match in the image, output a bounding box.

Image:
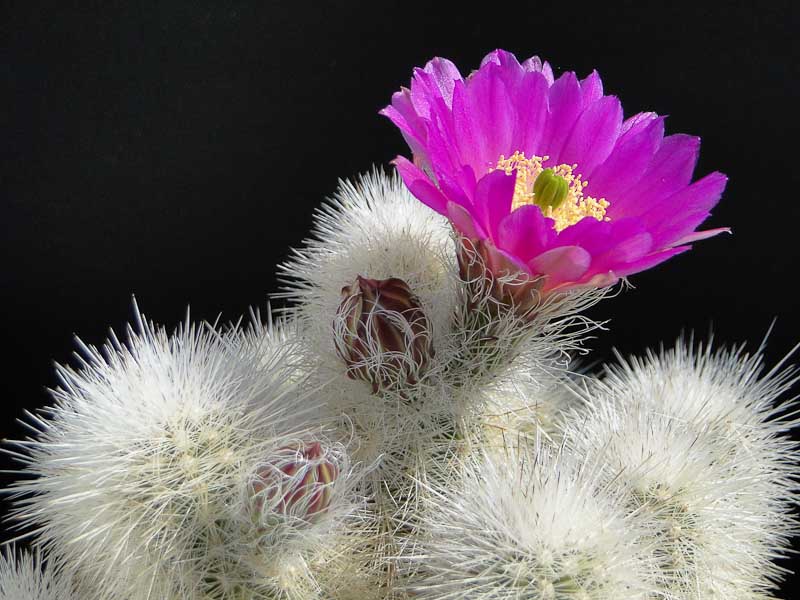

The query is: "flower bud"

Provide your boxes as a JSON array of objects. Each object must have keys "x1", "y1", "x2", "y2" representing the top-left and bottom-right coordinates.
[
  {"x1": 252, "y1": 441, "x2": 339, "y2": 523},
  {"x1": 334, "y1": 276, "x2": 434, "y2": 393},
  {"x1": 456, "y1": 236, "x2": 544, "y2": 321}
]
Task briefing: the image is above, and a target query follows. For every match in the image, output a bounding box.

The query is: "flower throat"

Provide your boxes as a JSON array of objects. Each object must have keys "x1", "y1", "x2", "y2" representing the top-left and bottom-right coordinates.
[{"x1": 492, "y1": 151, "x2": 610, "y2": 232}]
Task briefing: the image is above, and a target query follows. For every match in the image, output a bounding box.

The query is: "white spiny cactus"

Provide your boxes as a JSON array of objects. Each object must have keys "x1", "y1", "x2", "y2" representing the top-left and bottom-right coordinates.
[
  {"x1": 4, "y1": 307, "x2": 363, "y2": 600},
  {"x1": 404, "y1": 439, "x2": 656, "y2": 599},
  {"x1": 563, "y1": 338, "x2": 800, "y2": 599},
  {"x1": 1, "y1": 89, "x2": 797, "y2": 600}
]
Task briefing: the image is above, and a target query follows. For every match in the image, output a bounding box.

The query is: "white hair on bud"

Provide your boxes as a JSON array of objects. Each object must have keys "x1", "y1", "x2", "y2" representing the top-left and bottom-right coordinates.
[
  {"x1": 0, "y1": 548, "x2": 74, "y2": 600},
  {"x1": 277, "y1": 168, "x2": 457, "y2": 391},
  {"x1": 4, "y1": 304, "x2": 363, "y2": 600},
  {"x1": 404, "y1": 439, "x2": 655, "y2": 599},
  {"x1": 442, "y1": 232, "x2": 613, "y2": 396}
]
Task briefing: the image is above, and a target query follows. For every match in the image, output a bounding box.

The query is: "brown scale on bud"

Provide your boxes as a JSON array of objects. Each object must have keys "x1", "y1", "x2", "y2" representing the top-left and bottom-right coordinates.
[
  {"x1": 334, "y1": 276, "x2": 434, "y2": 393},
  {"x1": 457, "y1": 236, "x2": 545, "y2": 321},
  {"x1": 251, "y1": 441, "x2": 339, "y2": 523}
]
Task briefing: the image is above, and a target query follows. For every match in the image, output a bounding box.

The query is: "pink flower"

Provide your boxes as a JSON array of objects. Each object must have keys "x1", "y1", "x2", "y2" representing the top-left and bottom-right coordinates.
[{"x1": 382, "y1": 50, "x2": 728, "y2": 294}]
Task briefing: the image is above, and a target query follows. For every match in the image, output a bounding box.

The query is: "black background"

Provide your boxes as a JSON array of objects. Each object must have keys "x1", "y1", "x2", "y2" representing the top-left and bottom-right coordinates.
[{"x1": 2, "y1": 0, "x2": 799, "y2": 592}]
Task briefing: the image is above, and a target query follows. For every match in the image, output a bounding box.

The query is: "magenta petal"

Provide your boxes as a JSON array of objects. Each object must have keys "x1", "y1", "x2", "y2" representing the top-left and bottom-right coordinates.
[
  {"x1": 672, "y1": 227, "x2": 730, "y2": 246},
  {"x1": 481, "y1": 240, "x2": 530, "y2": 274},
  {"x1": 423, "y1": 95, "x2": 466, "y2": 174},
  {"x1": 579, "y1": 70, "x2": 604, "y2": 104},
  {"x1": 409, "y1": 68, "x2": 436, "y2": 118},
  {"x1": 581, "y1": 231, "x2": 655, "y2": 280},
  {"x1": 393, "y1": 156, "x2": 449, "y2": 213},
  {"x1": 614, "y1": 246, "x2": 691, "y2": 278},
  {"x1": 514, "y1": 54, "x2": 553, "y2": 85},
  {"x1": 643, "y1": 171, "x2": 729, "y2": 246},
  {"x1": 496, "y1": 204, "x2": 554, "y2": 262},
  {"x1": 479, "y1": 50, "x2": 530, "y2": 96},
  {"x1": 451, "y1": 81, "x2": 487, "y2": 174},
  {"x1": 422, "y1": 57, "x2": 462, "y2": 107},
  {"x1": 529, "y1": 245, "x2": 591, "y2": 282},
  {"x1": 447, "y1": 200, "x2": 485, "y2": 239},
  {"x1": 541, "y1": 61, "x2": 554, "y2": 84},
  {"x1": 381, "y1": 102, "x2": 417, "y2": 142},
  {"x1": 380, "y1": 91, "x2": 414, "y2": 132},
  {"x1": 542, "y1": 72, "x2": 583, "y2": 163},
  {"x1": 436, "y1": 165, "x2": 475, "y2": 208},
  {"x1": 481, "y1": 49, "x2": 522, "y2": 71},
  {"x1": 522, "y1": 57, "x2": 554, "y2": 83},
  {"x1": 380, "y1": 90, "x2": 429, "y2": 158},
  {"x1": 472, "y1": 170, "x2": 516, "y2": 240},
  {"x1": 520, "y1": 55, "x2": 543, "y2": 71},
  {"x1": 600, "y1": 231, "x2": 654, "y2": 264},
  {"x1": 670, "y1": 171, "x2": 728, "y2": 215},
  {"x1": 551, "y1": 270, "x2": 619, "y2": 292},
  {"x1": 514, "y1": 72, "x2": 550, "y2": 156},
  {"x1": 587, "y1": 116, "x2": 664, "y2": 205},
  {"x1": 620, "y1": 111, "x2": 660, "y2": 138},
  {"x1": 617, "y1": 134, "x2": 701, "y2": 214},
  {"x1": 558, "y1": 217, "x2": 645, "y2": 257},
  {"x1": 560, "y1": 95, "x2": 623, "y2": 178},
  {"x1": 465, "y1": 64, "x2": 515, "y2": 167}
]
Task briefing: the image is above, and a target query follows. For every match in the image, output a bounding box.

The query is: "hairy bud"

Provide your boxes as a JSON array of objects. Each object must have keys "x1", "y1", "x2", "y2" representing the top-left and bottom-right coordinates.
[
  {"x1": 457, "y1": 236, "x2": 544, "y2": 321},
  {"x1": 252, "y1": 441, "x2": 339, "y2": 523},
  {"x1": 334, "y1": 275, "x2": 434, "y2": 393}
]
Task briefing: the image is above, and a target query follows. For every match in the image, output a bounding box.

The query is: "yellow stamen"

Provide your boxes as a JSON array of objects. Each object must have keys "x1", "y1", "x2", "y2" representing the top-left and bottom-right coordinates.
[{"x1": 492, "y1": 151, "x2": 610, "y2": 232}]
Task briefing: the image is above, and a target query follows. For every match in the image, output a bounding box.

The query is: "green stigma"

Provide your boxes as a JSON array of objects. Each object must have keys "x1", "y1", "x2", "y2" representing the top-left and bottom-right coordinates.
[{"x1": 532, "y1": 168, "x2": 569, "y2": 210}]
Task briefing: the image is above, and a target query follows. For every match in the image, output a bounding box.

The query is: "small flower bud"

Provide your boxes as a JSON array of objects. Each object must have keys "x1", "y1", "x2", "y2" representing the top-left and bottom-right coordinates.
[
  {"x1": 252, "y1": 441, "x2": 339, "y2": 523},
  {"x1": 334, "y1": 276, "x2": 434, "y2": 393}
]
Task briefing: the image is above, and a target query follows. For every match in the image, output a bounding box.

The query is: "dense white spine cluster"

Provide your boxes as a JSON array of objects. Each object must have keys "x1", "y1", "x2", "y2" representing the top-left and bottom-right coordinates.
[
  {"x1": 2, "y1": 172, "x2": 797, "y2": 600},
  {"x1": 0, "y1": 548, "x2": 74, "y2": 600},
  {"x1": 405, "y1": 441, "x2": 655, "y2": 600},
  {"x1": 563, "y1": 339, "x2": 799, "y2": 599}
]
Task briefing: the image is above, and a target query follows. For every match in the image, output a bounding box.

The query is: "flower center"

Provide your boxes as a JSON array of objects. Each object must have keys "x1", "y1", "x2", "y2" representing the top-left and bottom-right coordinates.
[{"x1": 492, "y1": 151, "x2": 610, "y2": 232}]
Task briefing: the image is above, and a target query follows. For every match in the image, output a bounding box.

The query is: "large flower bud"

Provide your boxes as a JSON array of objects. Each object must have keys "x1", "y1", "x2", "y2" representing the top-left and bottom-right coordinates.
[
  {"x1": 251, "y1": 441, "x2": 339, "y2": 524},
  {"x1": 457, "y1": 235, "x2": 544, "y2": 321},
  {"x1": 334, "y1": 276, "x2": 434, "y2": 393}
]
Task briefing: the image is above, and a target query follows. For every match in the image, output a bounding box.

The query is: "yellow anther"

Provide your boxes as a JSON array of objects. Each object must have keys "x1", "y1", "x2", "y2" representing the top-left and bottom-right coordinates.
[{"x1": 492, "y1": 151, "x2": 610, "y2": 232}]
